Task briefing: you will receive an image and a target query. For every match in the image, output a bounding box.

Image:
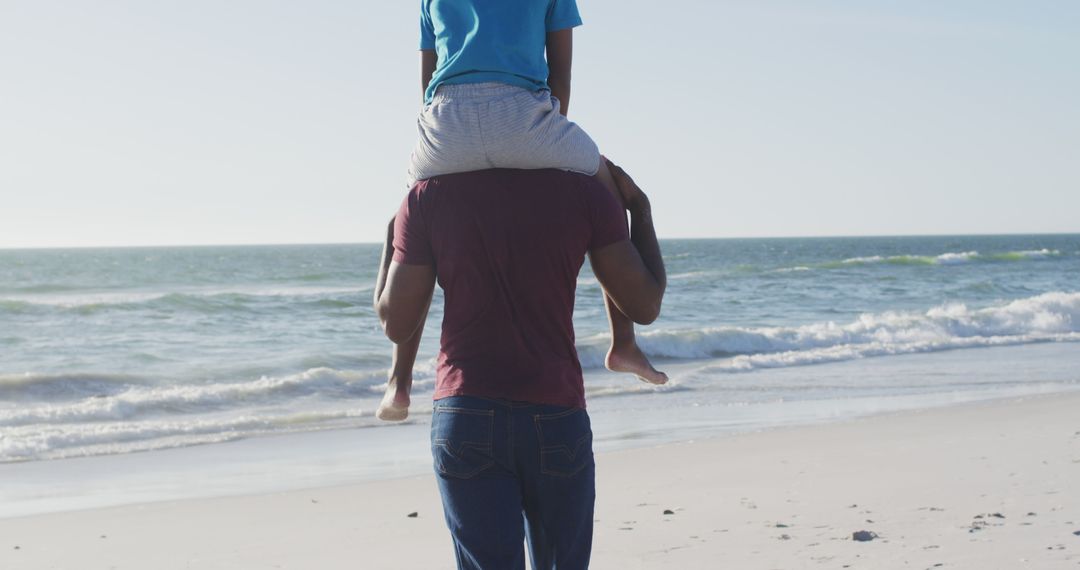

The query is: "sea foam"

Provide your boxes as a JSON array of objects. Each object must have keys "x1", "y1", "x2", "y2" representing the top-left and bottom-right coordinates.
[
  {"x1": 576, "y1": 291, "x2": 1080, "y2": 370},
  {"x1": 0, "y1": 368, "x2": 388, "y2": 426},
  {"x1": 0, "y1": 409, "x2": 367, "y2": 462}
]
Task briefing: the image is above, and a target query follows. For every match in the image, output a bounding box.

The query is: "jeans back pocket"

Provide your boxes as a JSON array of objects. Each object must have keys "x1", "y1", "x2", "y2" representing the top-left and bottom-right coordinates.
[
  {"x1": 534, "y1": 408, "x2": 593, "y2": 477},
  {"x1": 431, "y1": 406, "x2": 495, "y2": 479}
]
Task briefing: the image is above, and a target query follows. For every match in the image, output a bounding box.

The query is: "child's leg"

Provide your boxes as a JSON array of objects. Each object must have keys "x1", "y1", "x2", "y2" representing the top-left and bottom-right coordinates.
[
  {"x1": 374, "y1": 214, "x2": 432, "y2": 421},
  {"x1": 594, "y1": 159, "x2": 668, "y2": 385},
  {"x1": 376, "y1": 294, "x2": 431, "y2": 421}
]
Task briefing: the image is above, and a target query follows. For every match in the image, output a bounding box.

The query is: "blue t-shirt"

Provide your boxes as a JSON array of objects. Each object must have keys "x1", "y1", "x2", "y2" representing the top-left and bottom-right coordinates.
[{"x1": 420, "y1": 0, "x2": 583, "y2": 104}]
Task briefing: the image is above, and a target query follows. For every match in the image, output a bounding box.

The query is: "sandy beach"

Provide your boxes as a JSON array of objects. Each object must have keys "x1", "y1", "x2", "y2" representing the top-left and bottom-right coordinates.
[
  {"x1": 4, "y1": 0, "x2": 1078, "y2": 567},
  {"x1": 2, "y1": 393, "x2": 1078, "y2": 569}
]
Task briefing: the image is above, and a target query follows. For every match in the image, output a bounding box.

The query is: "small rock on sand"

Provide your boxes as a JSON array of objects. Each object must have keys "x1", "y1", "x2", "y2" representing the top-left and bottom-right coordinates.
[
  {"x1": 407, "y1": 512, "x2": 418, "y2": 518},
  {"x1": 663, "y1": 509, "x2": 675, "y2": 515},
  {"x1": 852, "y1": 530, "x2": 878, "y2": 542}
]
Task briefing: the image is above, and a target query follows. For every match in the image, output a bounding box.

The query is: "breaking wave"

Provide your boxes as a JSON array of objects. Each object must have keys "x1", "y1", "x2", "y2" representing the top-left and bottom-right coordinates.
[
  {"x1": 0, "y1": 368, "x2": 393, "y2": 427},
  {"x1": 0, "y1": 409, "x2": 369, "y2": 462},
  {"x1": 0, "y1": 367, "x2": 441, "y2": 462},
  {"x1": 577, "y1": 291, "x2": 1080, "y2": 370}
]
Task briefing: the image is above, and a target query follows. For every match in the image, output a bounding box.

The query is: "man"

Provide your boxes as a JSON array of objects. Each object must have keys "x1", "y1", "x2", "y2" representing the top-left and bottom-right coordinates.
[{"x1": 373, "y1": 160, "x2": 666, "y2": 569}]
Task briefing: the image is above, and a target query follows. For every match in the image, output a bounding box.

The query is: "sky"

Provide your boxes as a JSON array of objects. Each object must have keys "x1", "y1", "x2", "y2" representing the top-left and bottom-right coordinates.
[{"x1": 1, "y1": 0, "x2": 1077, "y2": 248}]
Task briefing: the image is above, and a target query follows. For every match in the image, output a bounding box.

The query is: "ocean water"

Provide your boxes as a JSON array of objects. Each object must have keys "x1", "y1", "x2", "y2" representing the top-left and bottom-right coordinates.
[{"x1": 1, "y1": 235, "x2": 1079, "y2": 467}]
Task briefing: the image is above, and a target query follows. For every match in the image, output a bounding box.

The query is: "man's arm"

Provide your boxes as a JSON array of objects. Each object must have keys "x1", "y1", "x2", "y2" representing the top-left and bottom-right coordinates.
[
  {"x1": 588, "y1": 161, "x2": 666, "y2": 324},
  {"x1": 374, "y1": 217, "x2": 437, "y2": 344},
  {"x1": 545, "y1": 28, "x2": 572, "y2": 116},
  {"x1": 420, "y1": 49, "x2": 437, "y2": 102}
]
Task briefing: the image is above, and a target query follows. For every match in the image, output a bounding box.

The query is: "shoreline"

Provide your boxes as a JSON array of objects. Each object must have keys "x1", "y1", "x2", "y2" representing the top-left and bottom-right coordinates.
[
  {"x1": 2, "y1": 347, "x2": 1078, "y2": 519},
  {"x1": 2, "y1": 392, "x2": 1079, "y2": 568},
  {"x1": 3, "y1": 380, "x2": 1078, "y2": 521}
]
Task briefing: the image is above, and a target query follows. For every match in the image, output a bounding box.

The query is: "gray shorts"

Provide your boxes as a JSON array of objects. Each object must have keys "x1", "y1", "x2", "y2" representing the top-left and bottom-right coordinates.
[{"x1": 406, "y1": 83, "x2": 601, "y2": 187}]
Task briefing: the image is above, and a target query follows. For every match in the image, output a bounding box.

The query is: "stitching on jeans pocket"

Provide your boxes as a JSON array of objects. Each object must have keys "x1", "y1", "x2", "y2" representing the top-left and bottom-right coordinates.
[
  {"x1": 432, "y1": 407, "x2": 495, "y2": 479},
  {"x1": 534, "y1": 408, "x2": 593, "y2": 478}
]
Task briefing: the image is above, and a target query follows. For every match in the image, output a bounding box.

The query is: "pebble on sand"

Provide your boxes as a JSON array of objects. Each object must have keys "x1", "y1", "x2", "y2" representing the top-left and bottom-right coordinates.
[
  {"x1": 663, "y1": 509, "x2": 675, "y2": 515},
  {"x1": 852, "y1": 530, "x2": 878, "y2": 542},
  {"x1": 407, "y1": 512, "x2": 418, "y2": 518}
]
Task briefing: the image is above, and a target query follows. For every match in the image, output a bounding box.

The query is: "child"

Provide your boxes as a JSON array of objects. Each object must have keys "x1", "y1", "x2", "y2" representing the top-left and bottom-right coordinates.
[{"x1": 377, "y1": 0, "x2": 666, "y2": 421}]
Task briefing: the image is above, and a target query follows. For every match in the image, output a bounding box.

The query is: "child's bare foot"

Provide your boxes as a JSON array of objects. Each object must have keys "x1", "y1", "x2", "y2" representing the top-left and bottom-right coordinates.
[
  {"x1": 606, "y1": 342, "x2": 668, "y2": 385},
  {"x1": 376, "y1": 377, "x2": 411, "y2": 421}
]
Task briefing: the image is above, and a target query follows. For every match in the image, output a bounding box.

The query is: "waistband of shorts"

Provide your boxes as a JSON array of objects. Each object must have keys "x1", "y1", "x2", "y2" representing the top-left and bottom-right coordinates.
[{"x1": 430, "y1": 82, "x2": 543, "y2": 103}]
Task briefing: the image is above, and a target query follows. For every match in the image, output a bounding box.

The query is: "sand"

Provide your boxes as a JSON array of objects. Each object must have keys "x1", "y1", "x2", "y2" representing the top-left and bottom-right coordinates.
[{"x1": 2, "y1": 393, "x2": 1079, "y2": 569}]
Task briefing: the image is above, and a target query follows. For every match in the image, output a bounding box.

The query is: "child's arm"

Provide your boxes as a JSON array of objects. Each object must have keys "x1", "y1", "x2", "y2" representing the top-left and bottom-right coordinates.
[
  {"x1": 546, "y1": 29, "x2": 573, "y2": 116},
  {"x1": 420, "y1": 49, "x2": 437, "y2": 102}
]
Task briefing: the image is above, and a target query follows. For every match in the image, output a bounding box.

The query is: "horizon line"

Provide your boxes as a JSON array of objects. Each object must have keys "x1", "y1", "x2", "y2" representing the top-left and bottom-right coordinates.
[{"x1": 1, "y1": 231, "x2": 1078, "y2": 251}]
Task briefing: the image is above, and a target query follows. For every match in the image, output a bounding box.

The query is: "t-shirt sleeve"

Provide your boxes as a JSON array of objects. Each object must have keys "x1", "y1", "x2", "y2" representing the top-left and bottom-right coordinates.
[
  {"x1": 546, "y1": 0, "x2": 583, "y2": 32},
  {"x1": 585, "y1": 179, "x2": 629, "y2": 251},
  {"x1": 419, "y1": 0, "x2": 436, "y2": 50},
  {"x1": 392, "y1": 189, "x2": 435, "y2": 266}
]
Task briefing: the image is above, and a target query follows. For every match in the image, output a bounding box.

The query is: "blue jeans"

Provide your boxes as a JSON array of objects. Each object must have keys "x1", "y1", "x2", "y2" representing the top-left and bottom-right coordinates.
[{"x1": 431, "y1": 396, "x2": 596, "y2": 570}]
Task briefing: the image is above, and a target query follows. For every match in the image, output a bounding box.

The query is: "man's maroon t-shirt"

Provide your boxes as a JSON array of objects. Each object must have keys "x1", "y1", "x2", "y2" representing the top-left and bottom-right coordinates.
[{"x1": 392, "y1": 169, "x2": 628, "y2": 409}]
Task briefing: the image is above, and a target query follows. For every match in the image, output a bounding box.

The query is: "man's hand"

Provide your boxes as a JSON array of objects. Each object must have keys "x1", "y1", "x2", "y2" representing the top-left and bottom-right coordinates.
[
  {"x1": 588, "y1": 163, "x2": 666, "y2": 325},
  {"x1": 605, "y1": 158, "x2": 649, "y2": 213}
]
